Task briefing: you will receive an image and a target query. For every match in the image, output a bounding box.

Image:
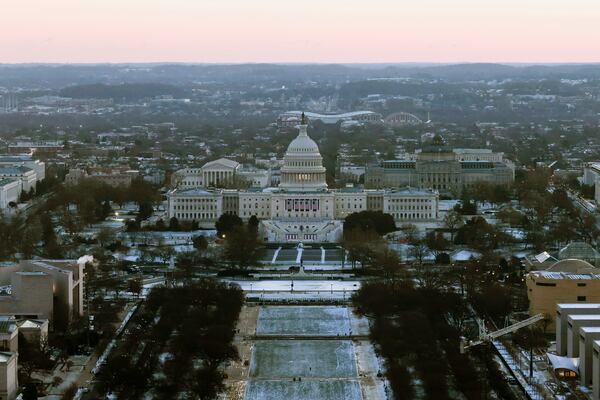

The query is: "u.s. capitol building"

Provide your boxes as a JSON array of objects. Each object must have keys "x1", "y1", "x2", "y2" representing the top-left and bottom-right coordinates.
[{"x1": 167, "y1": 118, "x2": 439, "y2": 242}]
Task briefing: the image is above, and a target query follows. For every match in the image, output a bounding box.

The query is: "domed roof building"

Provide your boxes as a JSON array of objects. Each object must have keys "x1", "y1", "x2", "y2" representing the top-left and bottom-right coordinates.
[
  {"x1": 546, "y1": 258, "x2": 598, "y2": 274},
  {"x1": 558, "y1": 242, "x2": 600, "y2": 266},
  {"x1": 167, "y1": 112, "x2": 440, "y2": 243},
  {"x1": 279, "y1": 114, "x2": 327, "y2": 192}
]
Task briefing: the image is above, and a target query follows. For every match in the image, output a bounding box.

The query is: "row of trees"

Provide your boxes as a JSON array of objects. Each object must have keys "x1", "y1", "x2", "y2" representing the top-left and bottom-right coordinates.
[
  {"x1": 353, "y1": 279, "x2": 513, "y2": 399},
  {"x1": 43, "y1": 178, "x2": 160, "y2": 227},
  {"x1": 95, "y1": 279, "x2": 243, "y2": 399}
]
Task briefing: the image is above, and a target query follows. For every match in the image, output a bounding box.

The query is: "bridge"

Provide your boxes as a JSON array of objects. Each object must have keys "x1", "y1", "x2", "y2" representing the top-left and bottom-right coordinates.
[{"x1": 384, "y1": 112, "x2": 423, "y2": 127}]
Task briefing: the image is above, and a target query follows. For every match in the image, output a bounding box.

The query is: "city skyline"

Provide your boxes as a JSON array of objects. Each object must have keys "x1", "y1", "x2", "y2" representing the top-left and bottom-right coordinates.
[{"x1": 2, "y1": 0, "x2": 600, "y2": 63}]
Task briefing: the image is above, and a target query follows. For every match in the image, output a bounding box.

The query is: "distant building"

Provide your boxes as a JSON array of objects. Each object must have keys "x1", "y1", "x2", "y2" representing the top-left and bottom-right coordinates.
[
  {"x1": 365, "y1": 135, "x2": 514, "y2": 194},
  {"x1": 583, "y1": 162, "x2": 600, "y2": 186},
  {"x1": 7, "y1": 141, "x2": 63, "y2": 154},
  {"x1": 0, "y1": 167, "x2": 37, "y2": 192},
  {"x1": 173, "y1": 158, "x2": 272, "y2": 189},
  {"x1": 339, "y1": 165, "x2": 365, "y2": 183},
  {"x1": 277, "y1": 110, "x2": 382, "y2": 129},
  {"x1": 168, "y1": 120, "x2": 439, "y2": 242},
  {"x1": 64, "y1": 168, "x2": 134, "y2": 187},
  {"x1": 0, "y1": 156, "x2": 45, "y2": 182},
  {"x1": 559, "y1": 242, "x2": 600, "y2": 266},
  {"x1": 172, "y1": 158, "x2": 241, "y2": 189}
]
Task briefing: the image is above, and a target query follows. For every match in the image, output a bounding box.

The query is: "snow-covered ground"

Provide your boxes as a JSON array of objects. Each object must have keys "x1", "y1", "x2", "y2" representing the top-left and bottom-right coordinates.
[
  {"x1": 245, "y1": 380, "x2": 362, "y2": 400},
  {"x1": 227, "y1": 280, "x2": 361, "y2": 292},
  {"x1": 250, "y1": 340, "x2": 357, "y2": 378},
  {"x1": 255, "y1": 306, "x2": 369, "y2": 337},
  {"x1": 244, "y1": 304, "x2": 384, "y2": 400}
]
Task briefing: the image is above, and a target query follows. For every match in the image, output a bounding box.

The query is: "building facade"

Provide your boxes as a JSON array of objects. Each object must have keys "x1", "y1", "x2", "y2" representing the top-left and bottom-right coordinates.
[
  {"x1": 0, "y1": 180, "x2": 20, "y2": 209},
  {"x1": 168, "y1": 119, "x2": 439, "y2": 242},
  {"x1": 365, "y1": 136, "x2": 514, "y2": 194},
  {"x1": 0, "y1": 260, "x2": 84, "y2": 322},
  {"x1": 526, "y1": 259, "x2": 600, "y2": 328},
  {"x1": 0, "y1": 167, "x2": 37, "y2": 192}
]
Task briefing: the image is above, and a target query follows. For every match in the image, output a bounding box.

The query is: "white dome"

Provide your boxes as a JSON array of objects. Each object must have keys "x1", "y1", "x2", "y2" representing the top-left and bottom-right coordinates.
[
  {"x1": 285, "y1": 125, "x2": 321, "y2": 155},
  {"x1": 279, "y1": 123, "x2": 327, "y2": 192}
]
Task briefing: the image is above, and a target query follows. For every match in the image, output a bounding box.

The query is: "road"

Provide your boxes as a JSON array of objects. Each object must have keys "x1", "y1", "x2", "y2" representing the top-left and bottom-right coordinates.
[{"x1": 225, "y1": 279, "x2": 361, "y2": 292}]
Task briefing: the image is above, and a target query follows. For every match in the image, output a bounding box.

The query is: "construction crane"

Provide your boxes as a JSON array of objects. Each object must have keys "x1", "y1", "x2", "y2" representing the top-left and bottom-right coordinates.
[{"x1": 460, "y1": 313, "x2": 545, "y2": 354}]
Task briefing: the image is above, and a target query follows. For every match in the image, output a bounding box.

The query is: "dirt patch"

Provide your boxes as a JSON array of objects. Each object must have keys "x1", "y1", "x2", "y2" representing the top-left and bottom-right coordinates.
[{"x1": 223, "y1": 305, "x2": 259, "y2": 399}]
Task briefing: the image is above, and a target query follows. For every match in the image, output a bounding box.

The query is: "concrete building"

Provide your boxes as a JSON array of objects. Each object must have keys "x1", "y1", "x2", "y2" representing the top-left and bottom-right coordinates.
[
  {"x1": 526, "y1": 259, "x2": 600, "y2": 329},
  {"x1": 566, "y1": 315, "x2": 600, "y2": 357},
  {"x1": 16, "y1": 319, "x2": 49, "y2": 347},
  {"x1": 168, "y1": 119, "x2": 439, "y2": 242},
  {"x1": 582, "y1": 163, "x2": 600, "y2": 205},
  {"x1": 0, "y1": 260, "x2": 84, "y2": 322},
  {"x1": 0, "y1": 180, "x2": 20, "y2": 209},
  {"x1": 0, "y1": 351, "x2": 17, "y2": 400},
  {"x1": 553, "y1": 305, "x2": 600, "y2": 396},
  {"x1": 237, "y1": 167, "x2": 271, "y2": 188},
  {"x1": 339, "y1": 165, "x2": 365, "y2": 183},
  {"x1": 0, "y1": 166, "x2": 36, "y2": 192},
  {"x1": 593, "y1": 340, "x2": 600, "y2": 400},
  {"x1": 0, "y1": 317, "x2": 17, "y2": 353},
  {"x1": 64, "y1": 168, "x2": 87, "y2": 186},
  {"x1": 583, "y1": 162, "x2": 600, "y2": 186},
  {"x1": 579, "y1": 327, "x2": 600, "y2": 385},
  {"x1": 172, "y1": 158, "x2": 243, "y2": 189},
  {"x1": 0, "y1": 156, "x2": 45, "y2": 182},
  {"x1": 365, "y1": 135, "x2": 514, "y2": 195},
  {"x1": 556, "y1": 304, "x2": 600, "y2": 355},
  {"x1": 65, "y1": 169, "x2": 134, "y2": 187}
]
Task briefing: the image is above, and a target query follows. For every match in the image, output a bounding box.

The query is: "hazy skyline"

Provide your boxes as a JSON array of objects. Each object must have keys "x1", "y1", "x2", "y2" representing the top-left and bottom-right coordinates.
[{"x1": 3, "y1": 0, "x2": 600, "y2": 63}]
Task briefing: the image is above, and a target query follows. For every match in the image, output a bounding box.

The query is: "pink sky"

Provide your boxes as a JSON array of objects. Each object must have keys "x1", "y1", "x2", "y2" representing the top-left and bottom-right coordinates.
[{"x1": 2, "y1": 0, "x2": 599, "y2": 63}]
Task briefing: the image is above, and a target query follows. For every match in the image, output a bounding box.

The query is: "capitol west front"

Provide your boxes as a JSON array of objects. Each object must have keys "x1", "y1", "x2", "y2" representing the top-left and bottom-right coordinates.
[{"x1": 168, "y1": 120, "x2": 441, "y2": 243}]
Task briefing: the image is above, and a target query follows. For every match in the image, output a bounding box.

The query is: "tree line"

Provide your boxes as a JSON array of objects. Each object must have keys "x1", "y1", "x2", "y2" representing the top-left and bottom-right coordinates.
[{"x1": 94, "y1": 279, "x2": 243, "y2": 399}]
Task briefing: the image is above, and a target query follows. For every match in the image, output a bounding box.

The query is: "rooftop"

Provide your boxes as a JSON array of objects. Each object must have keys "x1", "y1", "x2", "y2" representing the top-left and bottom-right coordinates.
[
  {"x1": 546, "y1": 258, "x2": 597, "y2": 274},
  {"x1": 0, "y1": 178, "x2": 18, "y2": 187},
  {"x1": 531, "y1": 271, "x2": 600, "y2": 280},
  {"x1": 0, "y1": 166, "x2": 33, "y2": 174}
]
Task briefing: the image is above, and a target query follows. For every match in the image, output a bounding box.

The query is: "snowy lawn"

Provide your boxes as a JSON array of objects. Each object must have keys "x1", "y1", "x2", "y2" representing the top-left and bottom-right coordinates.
[
  {"x1": 245, "y1": 379, "x2": 362, "y2": 400},
  {"x1": 256, "y1": 306, "x2": 367, "y2": 337},
  {"x1": 249, "y1": 340, "x2": 357, "y2": 378}
]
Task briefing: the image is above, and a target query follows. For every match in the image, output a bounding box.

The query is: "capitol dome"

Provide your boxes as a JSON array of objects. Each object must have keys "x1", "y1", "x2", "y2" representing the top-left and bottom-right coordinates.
[
  {"x1": 286, "y1": 129, "x2": 321, "y2": 155},
  {"x1": 279, "y1": 115, "x2": 328, "y2": 191}
]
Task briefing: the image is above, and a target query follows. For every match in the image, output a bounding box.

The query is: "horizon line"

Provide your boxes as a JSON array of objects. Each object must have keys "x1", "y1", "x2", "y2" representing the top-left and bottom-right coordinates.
[{"x1": 1, "y1": 61, "x2": 600, "y2": 67}]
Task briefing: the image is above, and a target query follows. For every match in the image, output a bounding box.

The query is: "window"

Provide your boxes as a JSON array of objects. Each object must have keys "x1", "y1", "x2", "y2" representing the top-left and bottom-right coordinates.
[
  {"x1": 535, "y1": 282, "x2": 556, "y2": 287},
  {"x1": 577, "y1": 296, "x2": 587, "y2": 302},
  {"x1": 577, "y1": 283, "x2": 586, "y2": 287}
]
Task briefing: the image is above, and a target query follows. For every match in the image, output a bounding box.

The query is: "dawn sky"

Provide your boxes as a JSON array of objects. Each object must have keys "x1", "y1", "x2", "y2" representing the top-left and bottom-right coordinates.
[{"x1": 2, "y1": 0, "x2": 600, "y2": 63}]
